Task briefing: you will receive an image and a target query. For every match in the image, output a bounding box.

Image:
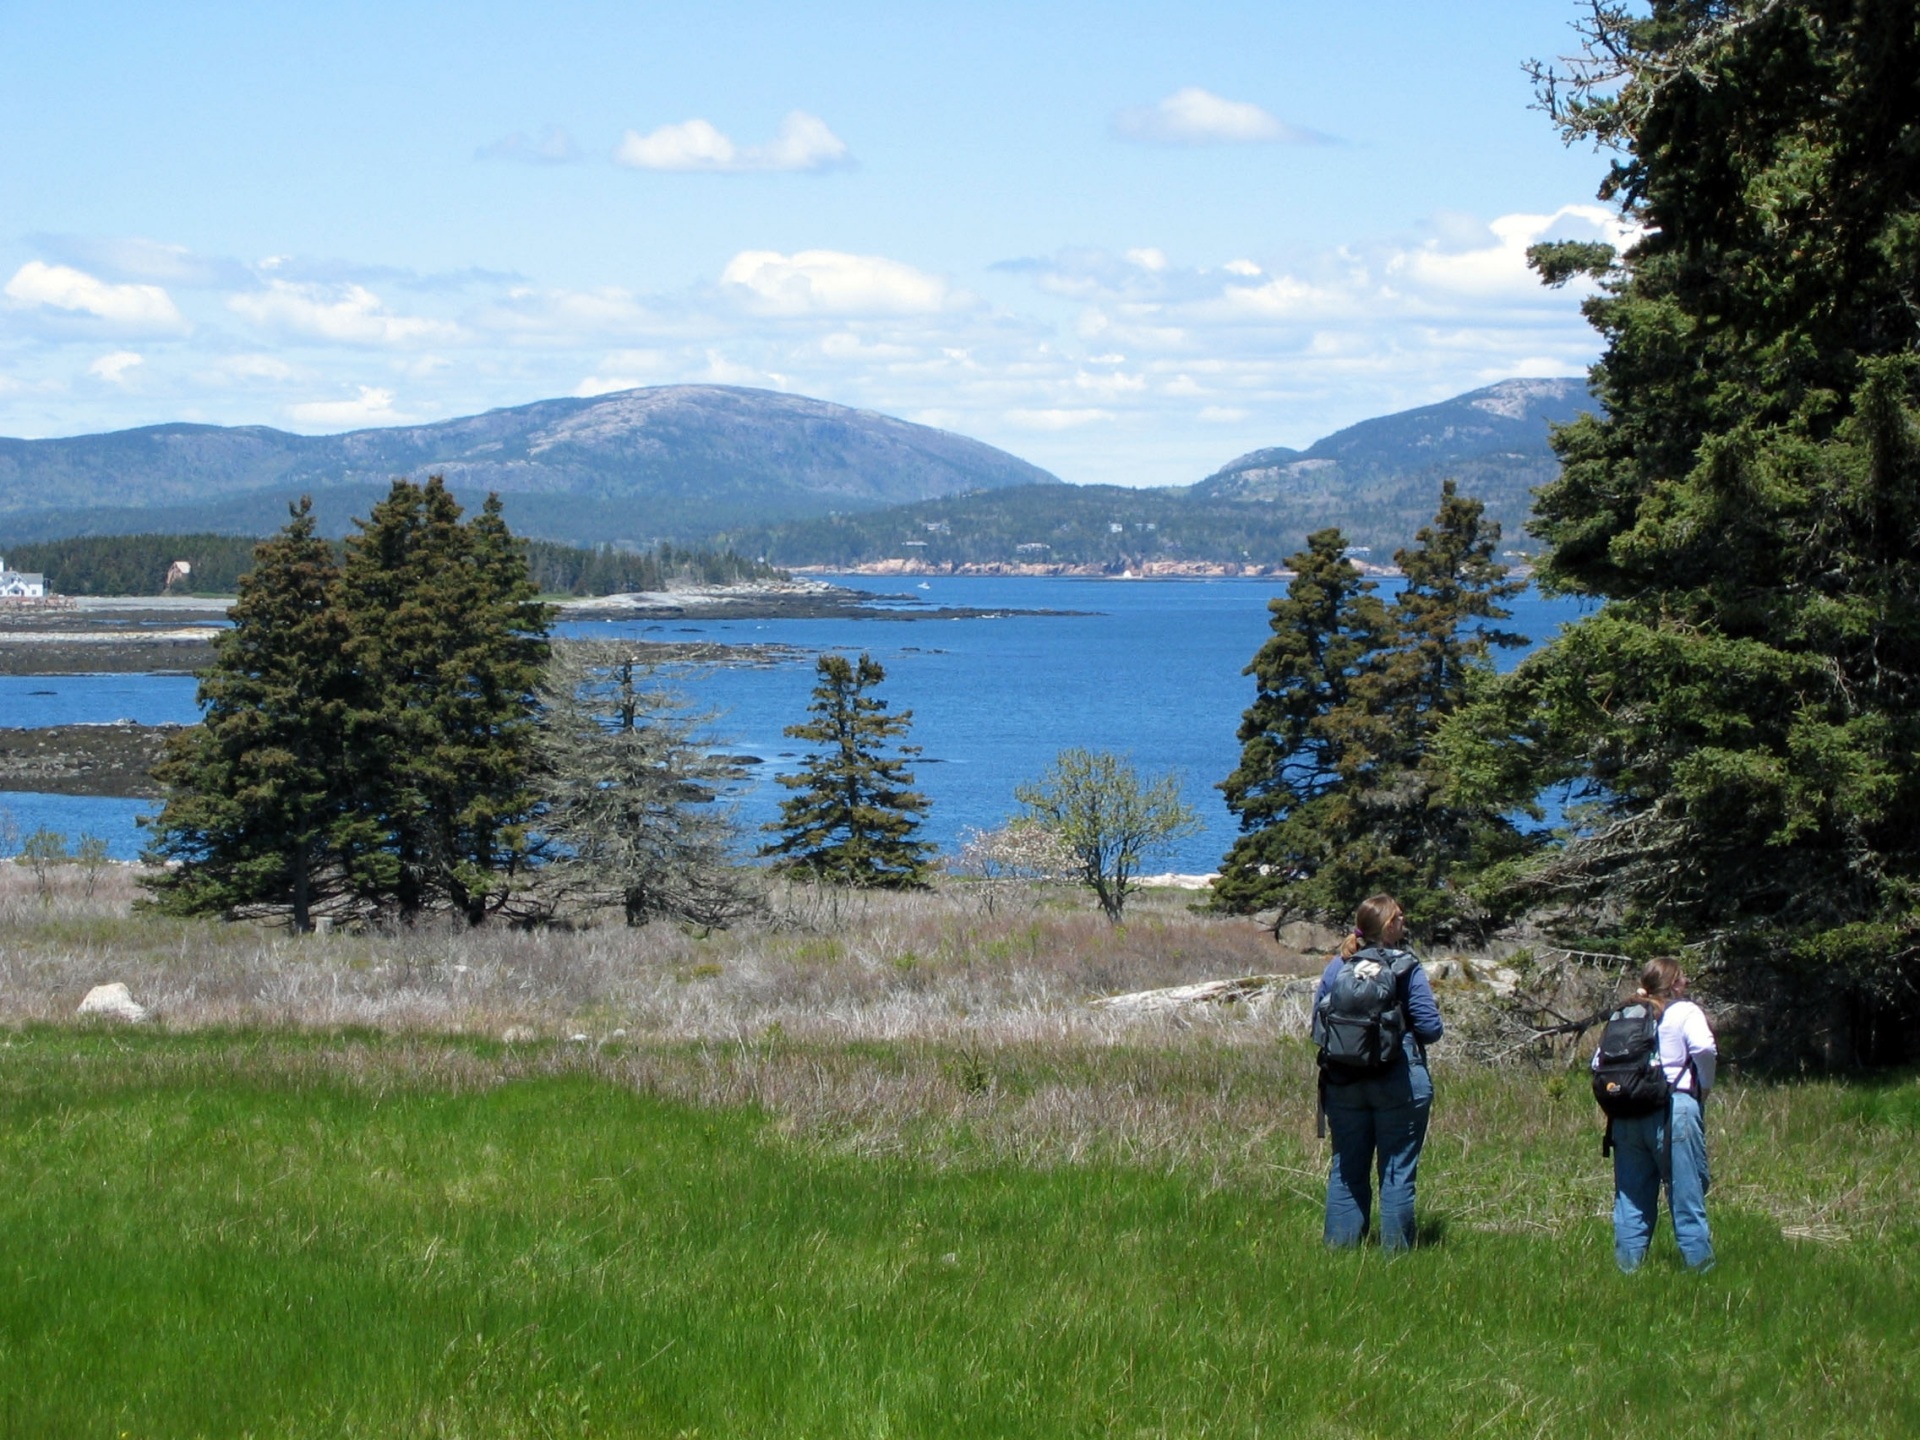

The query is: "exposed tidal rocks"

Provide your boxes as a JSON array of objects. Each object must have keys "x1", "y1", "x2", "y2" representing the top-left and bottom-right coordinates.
[
  {"x1": 557, "y1": 579, "x2": 1081, "y2": 622},
  {"x1": 0, "y1": 721, "x2": 181, "y2": 798},
  {"x1": 0, "y1": 581, "x2": 1076, "y2": 677}
]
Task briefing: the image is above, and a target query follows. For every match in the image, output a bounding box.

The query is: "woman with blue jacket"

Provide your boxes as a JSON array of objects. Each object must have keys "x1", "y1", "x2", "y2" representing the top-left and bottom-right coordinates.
[{"x1": 1312, "y1": 893, "x2": 1445, "y2": 1250}]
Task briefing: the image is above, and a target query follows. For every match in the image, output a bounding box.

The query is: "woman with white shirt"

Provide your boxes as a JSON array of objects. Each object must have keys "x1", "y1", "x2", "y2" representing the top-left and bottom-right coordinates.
[{"x1": 1597, "y1": 956, "x2": 1717, "y2": 1272}]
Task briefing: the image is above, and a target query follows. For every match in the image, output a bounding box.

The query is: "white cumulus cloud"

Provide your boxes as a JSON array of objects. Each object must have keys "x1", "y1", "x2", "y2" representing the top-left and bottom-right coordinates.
[
  {"x1": 4, "y1": 261, "x2": 186, "y2": 329},
  {"x1": 229, "y1": 281, "x2": 461, "y2": 346},
  {"x1": 87, "y1": 351, "x2": 144, "y2": 383},
  {"x1": 614, "y1": 111, "x2": 849, "y2": 172},
  {"x1": 1111, "y1": 88, "x2": 1328, "y2": 146},
  {"x1": 720, "y1": 250, "x2": 956, "y2": 316},
  {"x1": 1388, "y1": 204, "x2": 1630, "y2": 302},
  {"x1": 288, "y1": 386, "x2": 404, "y2": 428}
]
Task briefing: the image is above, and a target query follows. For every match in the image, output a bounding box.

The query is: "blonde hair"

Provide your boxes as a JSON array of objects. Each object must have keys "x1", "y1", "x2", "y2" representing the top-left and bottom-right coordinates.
[{"x1": 1339, "y1": 894, "x2": 1403, "y2": 959}]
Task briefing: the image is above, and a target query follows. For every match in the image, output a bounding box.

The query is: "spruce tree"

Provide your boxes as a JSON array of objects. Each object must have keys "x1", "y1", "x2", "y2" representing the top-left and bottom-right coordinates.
[
  {"x1": 140, "y1": 499, "x2": 358, "y2": 929},
  {"x1": 1215, "y1": 528, "x2": 1392, "y2": 918},
  {"x1": 1449, "y1": 2, "x2": 1920, "y2": 1054},
  {"x1": 339, "y1": 478, "x2": 552, "y2": 923},
  {"x1": 536, "y1": 641, "x2": 753, "y2": 928},
  {"x1": 761, "y1": 652, "x2": 933, "y2": 887},
  {"x1": 1217, "y1": 490, "x2": 1527, "y2": 927},
  {"x1": 1369, "y1": 482, "x2": 1530, "y2": 918}
]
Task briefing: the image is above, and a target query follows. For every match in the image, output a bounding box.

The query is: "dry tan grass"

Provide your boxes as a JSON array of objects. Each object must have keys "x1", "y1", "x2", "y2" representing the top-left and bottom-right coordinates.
[
  {"x1": 7, "y1": 861, "x2": 1915, "y2": 1241},
  {"x1": 0, "y1": 861, "x2": 1294, "y2": 1042}
]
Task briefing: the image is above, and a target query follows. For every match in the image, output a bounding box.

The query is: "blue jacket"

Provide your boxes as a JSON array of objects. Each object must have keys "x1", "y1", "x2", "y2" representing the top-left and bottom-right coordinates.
[{"x1": 1315, "y1": 947, "x2": 1444, "y2": 1069}]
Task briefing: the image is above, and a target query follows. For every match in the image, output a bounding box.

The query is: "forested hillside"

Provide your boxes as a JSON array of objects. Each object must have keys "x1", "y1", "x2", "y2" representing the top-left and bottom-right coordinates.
[
  {"x1": 718, "y1": 378, "x2": 1587, "y2": 567},
  {"x1": 7, "y1": 532, "x2": 780, "y2": 597},
  {"x1": 712, "y1": 482, "x2": 1539, "y2": 569},
  {"x1": 714, "y1": 485, "x2": 1316, "y2": 570}
]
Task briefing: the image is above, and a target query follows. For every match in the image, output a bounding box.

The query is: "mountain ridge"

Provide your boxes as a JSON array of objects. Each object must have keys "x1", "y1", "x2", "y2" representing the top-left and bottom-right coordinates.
[
  {"x1": 1192, "y1": 377, "x2": 1592, "y2": 505},
  {"x1": 0, "y1": 385, "x2": 1061, "y2": 546},
  {"x1": 0, "y1": 377, "x2": 1597, "y2": 558},
  {"x1": 722, "y1": 377, "x2": 1598, "y2": 568}
]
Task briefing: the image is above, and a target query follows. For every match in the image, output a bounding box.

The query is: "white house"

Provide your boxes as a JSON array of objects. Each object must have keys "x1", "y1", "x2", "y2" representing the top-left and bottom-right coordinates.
[{"x1": 0, "y1": 558, "x2": 48, "y2": 600}]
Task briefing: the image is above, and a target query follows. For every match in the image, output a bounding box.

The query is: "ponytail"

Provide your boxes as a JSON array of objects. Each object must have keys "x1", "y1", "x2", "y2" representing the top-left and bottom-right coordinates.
[
  {"x1": 1340, "y1": 894, "x2": 1402, "y2": 958},
  {"x1": 1635, "y1": 956, "x2": 1684, "y2": 1017}
]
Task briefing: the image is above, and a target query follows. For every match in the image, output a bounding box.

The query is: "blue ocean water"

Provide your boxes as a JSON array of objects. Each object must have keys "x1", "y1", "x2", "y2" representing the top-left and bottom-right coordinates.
[
  {"x1": 0, "y1": 792, "x2": 154, "y2": 861},
  {"x1": 2, "y1": 576, "x2": 1588, "y2": 872},
  {"x1": 0, "y1": 673, "x2": 201, "y2": 727}
]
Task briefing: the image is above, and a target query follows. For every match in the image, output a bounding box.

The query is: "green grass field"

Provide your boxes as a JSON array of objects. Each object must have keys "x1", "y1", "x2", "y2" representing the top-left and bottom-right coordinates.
[{"x1": 2, "y1": 1029, "x2": 1915, "y2": 1438}]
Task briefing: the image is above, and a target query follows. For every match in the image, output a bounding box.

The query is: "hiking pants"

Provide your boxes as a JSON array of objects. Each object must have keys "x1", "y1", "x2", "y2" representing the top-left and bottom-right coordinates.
[
  {"x1": 1610, "y1": 1091, "x2": 1713, "y2": 1272},
  {"x1": 1322, "y1": 1061, "x2": 1432, "y2": 1250}
]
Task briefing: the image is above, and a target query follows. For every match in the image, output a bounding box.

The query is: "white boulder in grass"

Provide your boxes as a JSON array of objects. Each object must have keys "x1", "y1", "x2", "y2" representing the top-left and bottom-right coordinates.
[{"x1": 77, "y1": 983, "x2": 150, "y2": 1023}]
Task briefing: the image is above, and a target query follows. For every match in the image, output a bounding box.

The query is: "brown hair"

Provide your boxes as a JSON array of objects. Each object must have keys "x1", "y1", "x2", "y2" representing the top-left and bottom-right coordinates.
[
  {"x1": 1635, "y1": 956, "x2": 1684, "y2": 1015},
  {"x1": 1340, "y1": 894, "x2": 1403, "y2": 958}
]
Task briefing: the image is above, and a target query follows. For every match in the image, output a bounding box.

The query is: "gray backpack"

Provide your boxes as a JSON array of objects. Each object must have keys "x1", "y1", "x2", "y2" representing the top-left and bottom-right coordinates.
[{"x1": 1312, "y1": 947, "x2": 1416, "y2": 1075}]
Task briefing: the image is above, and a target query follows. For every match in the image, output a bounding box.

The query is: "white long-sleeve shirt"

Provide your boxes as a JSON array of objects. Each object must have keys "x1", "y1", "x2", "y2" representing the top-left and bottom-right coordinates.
[
  {"x1": 1658, "y1": 999, "x2": 1716, "y2": 1095},
  {"x1": 1590, "y1": 997, "x2": 1718, "y2": 1095}
]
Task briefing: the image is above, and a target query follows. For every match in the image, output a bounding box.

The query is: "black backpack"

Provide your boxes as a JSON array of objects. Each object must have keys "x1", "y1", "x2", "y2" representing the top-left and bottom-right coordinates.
[
  {"x1": 1591, "y1": 1002, "x2": 1670, "y2": 1118},
  {"x1": 1591, "y1": 1000, "x2": 1696, "y2": 1156},
  {"x1": 1313, "y1": 947, "x2": 1416, "y2": 1076}
]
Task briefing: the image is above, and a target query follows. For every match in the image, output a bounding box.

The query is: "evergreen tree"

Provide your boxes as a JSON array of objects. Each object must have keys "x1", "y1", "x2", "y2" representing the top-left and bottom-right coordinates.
[
  {"x1": 761, "y1": 652, "x2": 933, "y2": 887},
  {"x1": 1369, "y1": 483, "x2": 1530, "y2": 917},
  {"x1": 1217, "y1": 490, "x2": 1526, "y2": 927},
  {"x1": 339, "y1": 478, "x2": 553, "y2": 923},
  {"x1": 536, "y1": 641, "x2": 754, "y2": 928},
  {"x1": 1451, "y1": 1, "x2": 1920, "y2": 1055},
  {"x1": 1215, "y1": 529, "x2": 1391, "y2": 918},
  {"x1": 140, "y1": 499, "x2": 357, "y2": 929}
]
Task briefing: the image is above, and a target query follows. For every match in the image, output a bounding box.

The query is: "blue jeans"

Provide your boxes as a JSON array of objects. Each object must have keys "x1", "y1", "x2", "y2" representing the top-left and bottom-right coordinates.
[
  {"x1": 1610, "y1": 1091, "x2": 1713, "y2": 1272},
  {"x1": 1323, "y1": 1061, "x2": 1432, "y2": 1250}
]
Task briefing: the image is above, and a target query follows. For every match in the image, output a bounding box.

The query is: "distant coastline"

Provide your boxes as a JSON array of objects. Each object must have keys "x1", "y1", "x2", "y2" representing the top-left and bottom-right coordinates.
[
  {"x1": 794, "y1": 559, "x2": 1441, "y2": 580},
  {"x1": 795, "y1": 557, "x2": 1541, "y2": 581},
  {"x1": 797, "y1": 559, "x2": 1300, "y2": 579}
]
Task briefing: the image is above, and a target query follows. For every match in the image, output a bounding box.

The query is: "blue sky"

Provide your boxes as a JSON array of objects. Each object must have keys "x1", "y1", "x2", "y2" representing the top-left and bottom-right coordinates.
[{"x1": 0, "y1": 0, "x2": 1625, "y2": 487}]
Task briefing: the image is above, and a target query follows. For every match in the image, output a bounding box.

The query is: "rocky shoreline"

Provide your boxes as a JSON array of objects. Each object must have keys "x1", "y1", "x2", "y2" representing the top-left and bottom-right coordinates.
[
  {"x1": 556, "y1": 578, "x2": 1084, "y2": 622},
  {"x1": 800, "y1": 560, "x2": 1302, "y2": 579},
  {"x1": 0, "y1": 580, "x2": 1077, "y2": 675},
  {"x1": 0, "y1": 598, "x2": 226, "y2": 674},
  {"x1": 0, "y1": 722, "x2": 181, "y2": 798}
]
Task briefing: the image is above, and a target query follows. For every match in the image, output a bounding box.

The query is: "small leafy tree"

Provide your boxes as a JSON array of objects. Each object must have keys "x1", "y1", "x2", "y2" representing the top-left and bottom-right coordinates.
[
  {"x1": 761, "y1": 652, "x2": 933, "y2": 888},
  {"x1": 536, "y1": 641, "x2": 755, "y2": 929},
  {"x1": 950, "y1": 820, "x2": 1078, "y2": 915},
  {"x1": 19, "y1": 828, "x2": 67, "y2": 903},
  {"x1": 75, "y1": 834, "x2": 110, "y2": 899},
  {"x1": 1014, "y1": 748, "x2": 1199, "y2": 923}
]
